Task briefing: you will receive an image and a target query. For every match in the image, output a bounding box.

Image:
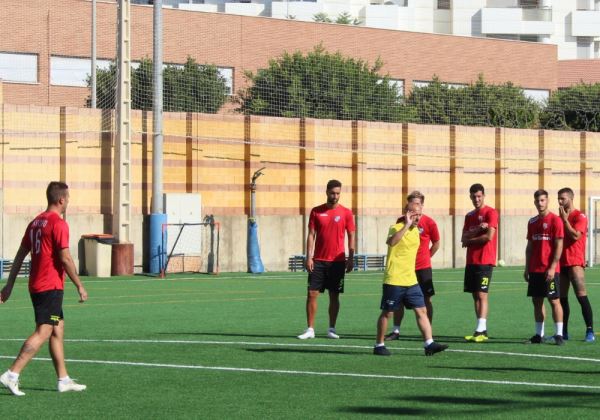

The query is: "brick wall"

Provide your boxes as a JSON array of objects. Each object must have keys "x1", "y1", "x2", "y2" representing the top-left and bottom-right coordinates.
[{"x1": 0, "y1": 0, "x2": 558, "y2": 107}]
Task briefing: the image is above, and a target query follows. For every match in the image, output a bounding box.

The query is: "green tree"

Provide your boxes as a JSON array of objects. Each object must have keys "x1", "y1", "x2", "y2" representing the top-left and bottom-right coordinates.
[
  {"x1": 540, "y1": 83, "x2": 600, "y2": 132},
  {"x1": 239, "y1": 46, "x2": 407, "y2": 122},
  {"x1": 313, "y1": 12, "x2": 332, "y2": 23},
  {"x1": 88, "y1": 57, "x2": 228, "y2": 113}
]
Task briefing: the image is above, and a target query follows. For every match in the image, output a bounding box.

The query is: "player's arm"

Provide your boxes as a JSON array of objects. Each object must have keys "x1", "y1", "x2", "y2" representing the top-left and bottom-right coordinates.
[
  {"x1": 546, "y1": 237, "x2": 563, "y2": 282},
  {"x1": 387, "y1": 211, "x2": 415, "y2": 246},
  {"x1": 345, "y1": 230, "x2": 356, "y2": 273},
  {"x1": 429, "y1": 240, "x2": 440, "y2": 258},
  {"x1": 524, "y1": 240, "x2": 532, "y2": 282},
  {"x1": 562, "y1": 215, "x2": 583, "y2": 242},
  {"x1": 0, "y1": 245, "x2": 29, "y2": 303},
  {"x1": 463, "y1": 227, "x2": 496, "y2": 246},
  {"x1": 59, "y1": 248, "x2": 88, "y2": 302},
  {"x1": 305, "y1": 227, "x2": 316, "y2": 273}
]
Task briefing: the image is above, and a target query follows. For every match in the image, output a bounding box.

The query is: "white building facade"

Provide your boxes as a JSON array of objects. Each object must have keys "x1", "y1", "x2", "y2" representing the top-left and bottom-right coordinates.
[{"x1": 156, "y1": 0, "x2": 600, "y2": 59}]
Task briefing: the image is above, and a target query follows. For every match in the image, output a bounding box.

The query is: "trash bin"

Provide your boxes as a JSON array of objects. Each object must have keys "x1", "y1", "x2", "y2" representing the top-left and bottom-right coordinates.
[{"x1": 82, "y1": 234, "x2": 115, "y2": 277}]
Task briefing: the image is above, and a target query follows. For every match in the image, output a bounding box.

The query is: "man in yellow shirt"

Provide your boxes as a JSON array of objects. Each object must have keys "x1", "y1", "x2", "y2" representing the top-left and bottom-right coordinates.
[{"x1": 374, "y1": 195, "x2": 448, "y2": 356}]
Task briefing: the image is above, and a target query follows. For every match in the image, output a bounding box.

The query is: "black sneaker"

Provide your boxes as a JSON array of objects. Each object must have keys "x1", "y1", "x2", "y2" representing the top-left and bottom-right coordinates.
[
  {"x1": 424, "y1": 342, "x2": 448, "y2": 356},
  {"x1": 384, "y1": 332, "x2": 400, "y2": 341},
  {"x1": 554, "y1": 335, "x2": 565, "y2": 346},
  {"x1": 526, "y1": 334, "x2": 543, "y2": 344},
  {"x1": 373, "y1": 346, "x2": 391, "y2": 356}
]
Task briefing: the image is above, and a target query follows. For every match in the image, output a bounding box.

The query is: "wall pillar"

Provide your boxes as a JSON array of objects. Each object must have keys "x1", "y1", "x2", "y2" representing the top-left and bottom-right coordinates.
[
  {"x1": 538, "y1": 130, "x2": 551, "y2": 189},
  {"x1": 401, "y1": 123, "x2": 417, "y2": 198}
]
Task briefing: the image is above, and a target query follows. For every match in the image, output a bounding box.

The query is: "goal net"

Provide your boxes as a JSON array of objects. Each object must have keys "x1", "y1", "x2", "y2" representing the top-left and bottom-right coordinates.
[
  {"x1": 588, "y1": 197, "x2": 600, "y2": 267},
  {"x1": 161, "y1": 220, "x2": 220, "y2": 276}
]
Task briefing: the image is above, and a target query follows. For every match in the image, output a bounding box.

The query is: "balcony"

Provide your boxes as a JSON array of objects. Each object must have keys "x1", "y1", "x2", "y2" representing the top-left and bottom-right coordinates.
[
  {"x1": 481, "y1": 7, "x2": 553, "y2": 36},
  {"x1": 571, "y1": 10, "x2": 600, "y2": 37}
]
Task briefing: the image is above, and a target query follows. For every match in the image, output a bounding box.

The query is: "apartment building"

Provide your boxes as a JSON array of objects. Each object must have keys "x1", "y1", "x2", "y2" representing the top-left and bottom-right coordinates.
[{"x1": 156, "y1": 0, "x2": 600, "y2": 60}]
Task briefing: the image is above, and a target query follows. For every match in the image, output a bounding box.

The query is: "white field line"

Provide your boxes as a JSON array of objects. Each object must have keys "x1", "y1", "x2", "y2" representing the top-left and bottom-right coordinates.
[
  {"x1": 0, "y1": 354, "x2": 598, "y2": 390},
  {"x1": 1, "y1": 337, "x2": 600, "y2": 364}
]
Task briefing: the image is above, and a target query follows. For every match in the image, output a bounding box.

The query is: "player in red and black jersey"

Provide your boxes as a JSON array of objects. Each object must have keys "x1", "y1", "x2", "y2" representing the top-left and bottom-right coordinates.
[
  {"x1": 462, "y1": 184, "x2": 498, "y2": 342},
  {"x1": 557, "y1": 187, "x2": 595, "y2": 342},
  {"x1": 385, "y1": 191, "x2": 441, "y2": 341},
  {"x1": 297, "y1": 180, "x2": 356, "y2": 340},
  {"x1": 0, "y1": 182, "x2": 88, "y2": 396},
  {"x1": 525, "y1": 189, "x2": 565, "y2": 345}
]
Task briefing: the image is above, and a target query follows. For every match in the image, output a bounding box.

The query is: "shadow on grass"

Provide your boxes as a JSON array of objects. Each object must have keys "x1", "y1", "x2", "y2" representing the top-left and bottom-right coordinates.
[{"x1": 157, "y1": 331, "x2": 298, "y2": 339}]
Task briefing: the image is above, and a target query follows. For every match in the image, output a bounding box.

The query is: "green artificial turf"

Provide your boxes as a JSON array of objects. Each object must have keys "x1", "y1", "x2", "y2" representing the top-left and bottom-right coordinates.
[{"x1": 1, "y1": 267, "x2": 599, "y2": 418}]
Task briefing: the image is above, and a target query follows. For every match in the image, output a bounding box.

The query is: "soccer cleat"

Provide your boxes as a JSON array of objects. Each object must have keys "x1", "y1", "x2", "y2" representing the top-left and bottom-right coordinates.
[
  {"x1": 297, "y1": 328, "x2": 315, "y2": 340},
  {"x1": 424, "y1": 342, "x2": 448, "y2": 356},
  {"x1": 585, "y1": 330, "x2": 596, "y2": 343},
  {"x1": 0, "y1": 371, "x2": 25, "y2": 396},
  {"x1": 373, "y1": 346, "x2": 391, "y2": 356},
  {"x1": 384, "y1": 332, "x2": 400, "y2": 341},
  {"x1": 58, "y1": 379, "x2": 87, "y2": 393},
  {"x1": 553, "y1": 335, "x2": 565, "y2": 346},
  {"x1": 327, "y1": 329, "x2": 340, "y2": 339},
  {"x1": 526, "y1": 334, "x2": 543, "y2": 344},
  {"x1": 465, "y1": 331, "x2": 488, "y2": 342}
]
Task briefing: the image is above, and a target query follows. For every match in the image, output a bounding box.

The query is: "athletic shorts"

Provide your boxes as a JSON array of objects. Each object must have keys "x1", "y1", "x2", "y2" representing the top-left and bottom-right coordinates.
[
  {"x1": 380, "y1": 284, "x2": 425, "y2": 312},
  {"x1": 30, "y1": 290, "x2": 64, "y2": 326},
  {"x1": 464, "y1": 264, "x2": 493, "y2": 293},
  {"x1": 308, "y1": 260, "x2": 346, "y2": 293},
  {"x1": 527, "y1": 273, "x2": 560, "y2": 299},
  {"x1": 416, "y1": 268, "x2": 435, "y2": 297}
]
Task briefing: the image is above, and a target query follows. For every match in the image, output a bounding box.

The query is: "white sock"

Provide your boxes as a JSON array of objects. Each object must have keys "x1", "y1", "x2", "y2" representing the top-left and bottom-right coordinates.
[
  {"x1": 58, "y1": 376, "x2": 71, "y2": 384},
  {"x1": 393, "y1": 325, "x2": 400, "y2": 333},
  {"x1": 535, "y1": 321, "x2": 544, "y2": 337},
  {"x1": 555, "y1": 322, "x2": 564, "y2": 336},
  {"x1": 7, "y1": 370, "x2": 19, "y2": 381},
  {"x1": 375, "y1": 343, "x2": 385, "y2": 347},
  {"x1": 476, "y1": 318, "x2": 487, "y2": 332},
  {"x1": 306, "y1": 327, "x2": 314, "y2": 332},
  {"x1": 424, "y1": 339, "x2": 434, "y2": 347}
]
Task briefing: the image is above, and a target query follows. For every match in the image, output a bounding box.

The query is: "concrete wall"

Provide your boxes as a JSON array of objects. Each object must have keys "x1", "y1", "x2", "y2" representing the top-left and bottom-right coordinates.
[{"x1": 2, "y1": 86, "x2": 600, "y2": 272}]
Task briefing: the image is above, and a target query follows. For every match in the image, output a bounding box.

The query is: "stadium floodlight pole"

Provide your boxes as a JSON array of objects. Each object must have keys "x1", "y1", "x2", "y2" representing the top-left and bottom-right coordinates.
[
  {"x1": 247, "y1": 167, "x2": 266, "y2": 273},
  {"x1": 149, "y1": 0, "x2": 167, "y2": 274},
  {"x1": 91, "y1": 0, "x2": 97, "y2": 108}
]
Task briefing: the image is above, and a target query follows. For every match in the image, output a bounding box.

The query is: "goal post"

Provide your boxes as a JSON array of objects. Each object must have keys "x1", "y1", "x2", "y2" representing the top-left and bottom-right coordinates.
[
  {"x1": 160, "y1": 219, "x2": 220, "y2": 276},
  {"x1": 588, "y1": 197, "x2": 600, "y2": 268}
]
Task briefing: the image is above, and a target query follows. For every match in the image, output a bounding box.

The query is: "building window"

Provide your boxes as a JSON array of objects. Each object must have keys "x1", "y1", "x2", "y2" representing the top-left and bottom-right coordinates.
[
  {"x1": 519, "y1": 0, "x2": 539, "y2": 8},
  {"x1": 437, "y1": 0, "x2": 451, "y2": 9},
  {"x1": 412, "y1": 80, "x2": 430, "y2": 88},
  {"x1": 577, "y1": 39, "x2": 593, "y2": 59},
  {"x1": 217, "y1": 67, "x2": 233, "y2": 95},
  {"x1": 523, "y1": 88, "x2": 549, "y2": 104},
  {"x1": 388, "y1": 79, "x2": 404, "y2": 96},
  {"x1": 51, "y1": 56, "x2": 112, "y2": 87},
  {"x1": 0, "y1": 52, "x2": 38, "y2": 83}
]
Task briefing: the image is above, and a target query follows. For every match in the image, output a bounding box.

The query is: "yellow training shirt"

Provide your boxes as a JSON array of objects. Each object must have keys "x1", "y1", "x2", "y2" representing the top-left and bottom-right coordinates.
[{"x1": 383, "y1": 221, "x2": 419, "y2": 286}]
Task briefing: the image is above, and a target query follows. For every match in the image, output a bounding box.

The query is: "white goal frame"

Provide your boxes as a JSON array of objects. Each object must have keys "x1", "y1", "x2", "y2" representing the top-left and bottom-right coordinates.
[{"x1": 588, "y1": 196, "x2": 600, "y2": 267}]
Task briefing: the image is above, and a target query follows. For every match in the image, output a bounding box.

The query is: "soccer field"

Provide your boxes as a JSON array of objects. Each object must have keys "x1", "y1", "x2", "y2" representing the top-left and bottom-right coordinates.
[{"x1": 1, "y1": 267, "x2": 600, "y2": 418}]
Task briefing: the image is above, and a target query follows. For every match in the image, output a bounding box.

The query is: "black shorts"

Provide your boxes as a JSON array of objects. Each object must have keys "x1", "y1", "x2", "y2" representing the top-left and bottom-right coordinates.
[
  {"x1": 527, "y1": 273, "x2": 560, "y2": 299},
  {"x1": 416, "y1": 268, "x2": 435, "y2": 297},
  {"x1": 464, "y1": 264, "x2": 493, "y2": 293},
  {"x1": 308, "y1": 260, "x2": 346, "y2": 293},
  {"x1": 30, "y1": 290, "x2": 64, "y2": 326},
  {"x1": 380, "y1": 284, "x2": 425, "y2": 312}
]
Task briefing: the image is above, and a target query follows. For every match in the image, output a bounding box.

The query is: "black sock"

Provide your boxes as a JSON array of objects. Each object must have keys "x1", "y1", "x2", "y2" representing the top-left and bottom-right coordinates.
[
  {"x1": 560, "y1": 297, "x2": 570, "y2": 335},
  {"x1": 577, "y1": 295, "x2": 594, "y2": 330}
]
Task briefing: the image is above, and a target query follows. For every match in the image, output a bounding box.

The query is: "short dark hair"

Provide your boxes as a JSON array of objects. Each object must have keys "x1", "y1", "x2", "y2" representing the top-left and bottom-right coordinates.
[
  {"x1": 46, "y1": 181, "x2": 69, "y2": 205},
  {"x1": 326, "y1": 179, "x2": 342, "y2": 190},
  {"x1": 558, "y1": 187, "x2": 574, "y2": 198},
  {"x1": 534, "y1": 189, "x2": 548, "y2": 199},
  {"x1": 407, "y1": 190, "x2": 425, "y2": 204},
  {"x1": 469, "y1": 183, "x2": 485, "y2": 195}
]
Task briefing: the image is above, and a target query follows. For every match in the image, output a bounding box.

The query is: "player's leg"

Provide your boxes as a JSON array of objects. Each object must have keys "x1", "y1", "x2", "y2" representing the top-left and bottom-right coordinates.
[
  {"x1": 547, "y1": 274, "x2": 564, "y2": 345},
  {"x1": 298, "y1": 261, "x2": 325, "y2": 339},
  {"x1": 571, "y1": 266, "x2": 595, "y2": 341},
  {"x1": 385, "y1": 307, "x2": 404, "y2": 341},
  {"x1": 325, "y1": 261, "x2": 345, "y2": 338},
  {"x1": 425, "y1": 296, "x2": 433, "y2": 324},
  {"x1": 374, "y1": 285, "x2": 402, "y2": 355},
  {"x1": 559, "y1": 271, "x2": 571, "y2": 339},
  {"x1": 409, "y1": 286, "x2": 448, "y2": 356},
  {"x1": 49, "y1": 320, "x2": 86, "y2": 392},
  {"x1": 327, "y1": 292, "x2": 340, "y2": 338},
  {"x1": 417, "y1": 268, "x2": 435, "y2": 324},
  {"x1": 414, "y1": 307, "x2": 432, "y2": 341}
]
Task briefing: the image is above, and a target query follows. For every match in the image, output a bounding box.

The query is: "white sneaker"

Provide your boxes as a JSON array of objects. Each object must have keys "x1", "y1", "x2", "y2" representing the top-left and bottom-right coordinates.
[
  {"x1": 58, "y1": 379, "x2": 87, "y2": 393},
  {"x1": 0, "y1": 371, "x2": 25, "y2": 396},
  {"x1": 327, "y1": 329, "x2": 340, "y2": 339},
  {"x1": 297, "y1": 328, "x2": 315, "y2": 340}
]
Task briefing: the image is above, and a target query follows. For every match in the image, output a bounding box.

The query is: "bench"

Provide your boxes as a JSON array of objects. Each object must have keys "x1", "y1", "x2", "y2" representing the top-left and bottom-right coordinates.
[
  {"x1": 0, "y1": 259, "x2": 31, "y2": 279},
  {"x1": 288, "y1": 254, "x2": 386, "y2": 272}
]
